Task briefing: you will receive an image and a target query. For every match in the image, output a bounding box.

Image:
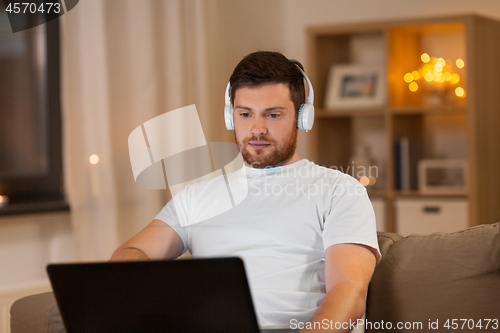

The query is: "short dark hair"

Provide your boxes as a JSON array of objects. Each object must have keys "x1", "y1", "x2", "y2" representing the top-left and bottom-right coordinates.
[{"x1": 229, "y1": 51, "x2": 306, "y2": 116}]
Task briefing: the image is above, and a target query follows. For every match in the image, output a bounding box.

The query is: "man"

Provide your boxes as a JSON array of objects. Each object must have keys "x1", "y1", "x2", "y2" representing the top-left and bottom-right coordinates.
[{"x1": 111, "y1": 51, "x2": 380, "y2": 332}]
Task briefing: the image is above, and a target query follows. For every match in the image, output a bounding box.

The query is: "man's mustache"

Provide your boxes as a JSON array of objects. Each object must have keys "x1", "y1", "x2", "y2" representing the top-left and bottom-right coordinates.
[{"x1": 243, "y1": 137, "x2": 276, "y2": 145}]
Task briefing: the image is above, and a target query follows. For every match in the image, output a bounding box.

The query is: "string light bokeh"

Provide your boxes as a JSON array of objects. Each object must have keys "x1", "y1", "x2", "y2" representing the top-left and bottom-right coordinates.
[{"x1": 404, "y1": 53, "x2": 466, "y2": 99}]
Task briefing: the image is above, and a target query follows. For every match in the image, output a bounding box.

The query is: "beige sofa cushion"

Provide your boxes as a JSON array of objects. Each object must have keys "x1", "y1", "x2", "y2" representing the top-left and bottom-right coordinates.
[
  {"x1": 376, "y1": 232, "x2": 404, "y2": 257},
  {"x1": 10, "y1": 292, "x2": 64, "y2": 333},
  {"x1": 367, "y1": 223, "x2": 500, "y2": 331}
]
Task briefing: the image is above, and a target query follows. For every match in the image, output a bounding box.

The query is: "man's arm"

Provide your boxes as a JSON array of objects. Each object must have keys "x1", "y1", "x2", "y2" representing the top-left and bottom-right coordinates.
[
  {"x1": 109, "y1": 219, "x2": 184, "y2": 261},
  {"x1": 300, "y1": 243, "x2": 377, "y2": 333}
]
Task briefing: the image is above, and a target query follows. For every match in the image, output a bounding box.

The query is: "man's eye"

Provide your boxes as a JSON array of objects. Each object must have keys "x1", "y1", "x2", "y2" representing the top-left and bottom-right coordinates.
[
  {"x1": 269, "y1": 114, "x2": 279, "y2": 119},
  {"x1": 240, "y1": 113, "x2": 250, "y2": 118}
]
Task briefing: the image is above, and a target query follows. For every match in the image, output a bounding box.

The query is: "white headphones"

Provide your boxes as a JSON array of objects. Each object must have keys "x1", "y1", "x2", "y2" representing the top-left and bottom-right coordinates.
[{"x1": 224, "y1": 65, "x2": 315, "y2": 132}]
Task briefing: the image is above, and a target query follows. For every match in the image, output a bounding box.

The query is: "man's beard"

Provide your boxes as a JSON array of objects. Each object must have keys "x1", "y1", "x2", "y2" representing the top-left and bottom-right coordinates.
[{"x1": 235, "y1": 126, "x2": 298, "y2": 169}]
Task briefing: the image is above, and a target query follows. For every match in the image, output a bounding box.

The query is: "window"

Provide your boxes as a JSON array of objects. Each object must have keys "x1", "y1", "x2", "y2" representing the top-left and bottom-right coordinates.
[{"x1": 0, "y1": 6, "x2": 67, "y2": 216}]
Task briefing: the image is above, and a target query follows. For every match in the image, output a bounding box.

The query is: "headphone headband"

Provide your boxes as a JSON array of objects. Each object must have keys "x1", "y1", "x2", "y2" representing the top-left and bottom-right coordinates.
[{"x1": 296, "y1": 67, "x2": 314, "y2": 105}]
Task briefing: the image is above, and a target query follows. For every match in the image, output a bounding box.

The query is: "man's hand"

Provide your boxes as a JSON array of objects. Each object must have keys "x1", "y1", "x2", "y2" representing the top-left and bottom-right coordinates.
[
  {"x1": 300, "y1": 243, "x2": 377, "y2": 333},
  {"x1": 109, "y1": 219, "x2": 184, "y2": 261}
]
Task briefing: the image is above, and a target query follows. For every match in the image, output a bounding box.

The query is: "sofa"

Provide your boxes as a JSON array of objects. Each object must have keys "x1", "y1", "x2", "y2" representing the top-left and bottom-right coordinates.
[{"x1": 10, "y1": 222, "x2": 500, "y2": 332}]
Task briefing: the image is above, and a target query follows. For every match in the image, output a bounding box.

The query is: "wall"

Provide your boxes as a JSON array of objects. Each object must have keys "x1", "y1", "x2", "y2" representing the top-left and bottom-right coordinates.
[
  {"x1": 0, "y1": 213, "x2": 74, "y2": 285},
  {"x1": 204, "y1": 0, "x2": 287, "y2": 144},
  {"x1": 0, "y1": 212, "x2": 74, "y2": 332}
]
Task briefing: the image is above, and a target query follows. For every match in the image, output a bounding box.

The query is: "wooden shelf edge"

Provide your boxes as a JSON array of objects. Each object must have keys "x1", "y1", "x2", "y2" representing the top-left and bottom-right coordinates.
[
  {"x1": 393, "y1": 190, "x2": 468, "y2": 198},
  {"x1": 390, "y1": 105, "x2": 467, "y2": 115},
  {"x1": 306, "y1": 14, "x2": 477, "y2": 36},
  {"x1": 317, "y1": 108, "x2": 386, "y2": 117},
  {"x1": 366, "y1": 190, "x2": 469, "y2": 199},
  {"x1": 317, "y1": 105, "x2": 467, "y2": 117}
]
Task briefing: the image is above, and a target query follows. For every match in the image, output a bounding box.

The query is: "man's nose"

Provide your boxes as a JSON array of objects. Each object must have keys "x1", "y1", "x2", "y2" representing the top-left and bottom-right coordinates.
[{"x1": 251, "y1": 115, "x2": 267, "y2": 139}]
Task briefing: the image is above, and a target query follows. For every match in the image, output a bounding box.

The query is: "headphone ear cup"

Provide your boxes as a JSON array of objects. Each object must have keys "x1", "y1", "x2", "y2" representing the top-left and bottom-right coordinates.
[
  {"x1": 297, "y1": 104, "x2": 304, "y2": 130},
  {"x1": 297, "y1": 103, "x2": 314, "y2": 131},
  {"x1": 224, "y1": 104, "x2": 234, "y2": 130}
]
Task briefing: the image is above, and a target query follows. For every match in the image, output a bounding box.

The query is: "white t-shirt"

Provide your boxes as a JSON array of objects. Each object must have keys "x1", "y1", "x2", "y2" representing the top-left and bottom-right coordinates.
[{"x1": 155, "y1": 159, "x2": 380, "y2": 327}]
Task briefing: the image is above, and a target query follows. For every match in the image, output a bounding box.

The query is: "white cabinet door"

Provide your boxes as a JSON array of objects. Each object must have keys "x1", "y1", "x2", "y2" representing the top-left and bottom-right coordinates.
[{"x1": 395, "y1": 198, "x2": 468, "y2": 236}]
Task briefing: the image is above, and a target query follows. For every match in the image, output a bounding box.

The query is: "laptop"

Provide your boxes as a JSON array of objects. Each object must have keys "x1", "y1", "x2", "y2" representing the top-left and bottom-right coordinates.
[{"x1": 47, "y1": 258, "x2": 296, "y2": 333}]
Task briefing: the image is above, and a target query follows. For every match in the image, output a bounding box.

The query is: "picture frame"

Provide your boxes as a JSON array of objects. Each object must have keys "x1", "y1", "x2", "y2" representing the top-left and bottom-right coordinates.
[
  {"x1": 418, "y1": 159, "x2": 468, "y2": 194},
  {"x1": 324, "y1": 64, "x2": 386, "y2": 109}
]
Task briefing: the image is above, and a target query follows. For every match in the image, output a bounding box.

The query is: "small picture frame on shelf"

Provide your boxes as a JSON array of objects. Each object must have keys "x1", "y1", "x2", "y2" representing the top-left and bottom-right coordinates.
[
  {"x1": 418, "y1": 159, "x2": 468, "y2": 194},
  {"x1": 324, "y1": 64, "x2": 386, "y2": 110}
]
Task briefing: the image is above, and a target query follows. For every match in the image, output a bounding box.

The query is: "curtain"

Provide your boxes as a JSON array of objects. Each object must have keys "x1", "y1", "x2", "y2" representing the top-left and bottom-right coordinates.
[{"x1": 60, "y1": 0, "x2": 209, "y2": 261}]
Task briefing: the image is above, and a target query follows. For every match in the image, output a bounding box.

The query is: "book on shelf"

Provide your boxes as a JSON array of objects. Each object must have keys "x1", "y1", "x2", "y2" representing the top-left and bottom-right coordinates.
[
  {"x1": 394, "y1": 136, "x2": 421, "y2": 191},
  {"x1": 400, "y1": 137, "x2": 410, "y2": 191},
  {"x1": 393, "y1": 142, "x2": 401, "y2": 191}
]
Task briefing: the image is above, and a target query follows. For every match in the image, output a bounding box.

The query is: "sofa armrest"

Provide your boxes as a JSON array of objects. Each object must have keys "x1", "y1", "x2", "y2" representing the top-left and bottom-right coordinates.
[
  {"x1": 377, "y1": 231, "x2": 403, "y2": 257},
  {"x1": 10, "y1": 292, "x2": 65, "y2": 333}
]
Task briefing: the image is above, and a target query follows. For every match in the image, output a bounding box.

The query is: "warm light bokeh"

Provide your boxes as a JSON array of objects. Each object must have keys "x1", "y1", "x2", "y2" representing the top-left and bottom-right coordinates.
[
  {"x1": 359, "y1": 176, "x2": 370, "y2": 186},
  {"x1": 89, "y1": 154, "x2": 100, "y2": 164},
  {"x1": 450, "y1": 73, "x2": 460, "y2": 85},
  {"x1": 409, "y1": 82, "x2": 419, "y2": 92},
  {"x1": 404, "y1": 54, "x2": 465, "y2": 100}
]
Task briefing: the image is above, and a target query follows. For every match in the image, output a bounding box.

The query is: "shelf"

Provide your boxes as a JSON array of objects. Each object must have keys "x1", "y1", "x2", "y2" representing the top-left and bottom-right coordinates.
[
  {"x1": 0, "y1": 199, "x2": 70, "y2": 217},
  {"x1": 308, "y1": 14, "x2": 500, "y2": 232},
  {"x1": 393, "y1": 190, "x2": 468, "y2": 198},
  {"x1": 365, "y1": 190, "x2": 469, "y2": 199},
  {"x1": 390, "y1": 105, "x2": 466, "y2": 115},
  {"x1": 317, "y1": 108, "x2": 386, "y2": 118},
  {"x1": 317, "y1": 105, "x2": 467, "y2": 117}
]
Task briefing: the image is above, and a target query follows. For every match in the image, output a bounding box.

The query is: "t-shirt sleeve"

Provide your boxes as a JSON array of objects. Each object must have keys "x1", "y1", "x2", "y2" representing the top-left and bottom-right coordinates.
[
  {"x1": 154, "y1": 199, "x2": 189, "y2": 254},
  {"x1": 322, "y1": 176, "x2": 381, "y2": 262}
]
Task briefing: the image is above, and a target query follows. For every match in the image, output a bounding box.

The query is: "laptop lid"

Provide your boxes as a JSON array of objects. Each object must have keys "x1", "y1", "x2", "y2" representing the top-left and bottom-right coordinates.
[{"x1": 47, "y1": 257, "x2": 260, "y2": 333}]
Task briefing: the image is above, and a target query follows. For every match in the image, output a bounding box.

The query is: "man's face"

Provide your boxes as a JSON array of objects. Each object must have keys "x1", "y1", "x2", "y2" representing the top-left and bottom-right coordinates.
[{"x1": 233, "y1": 83, "x2": 299, "y2": 168}]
